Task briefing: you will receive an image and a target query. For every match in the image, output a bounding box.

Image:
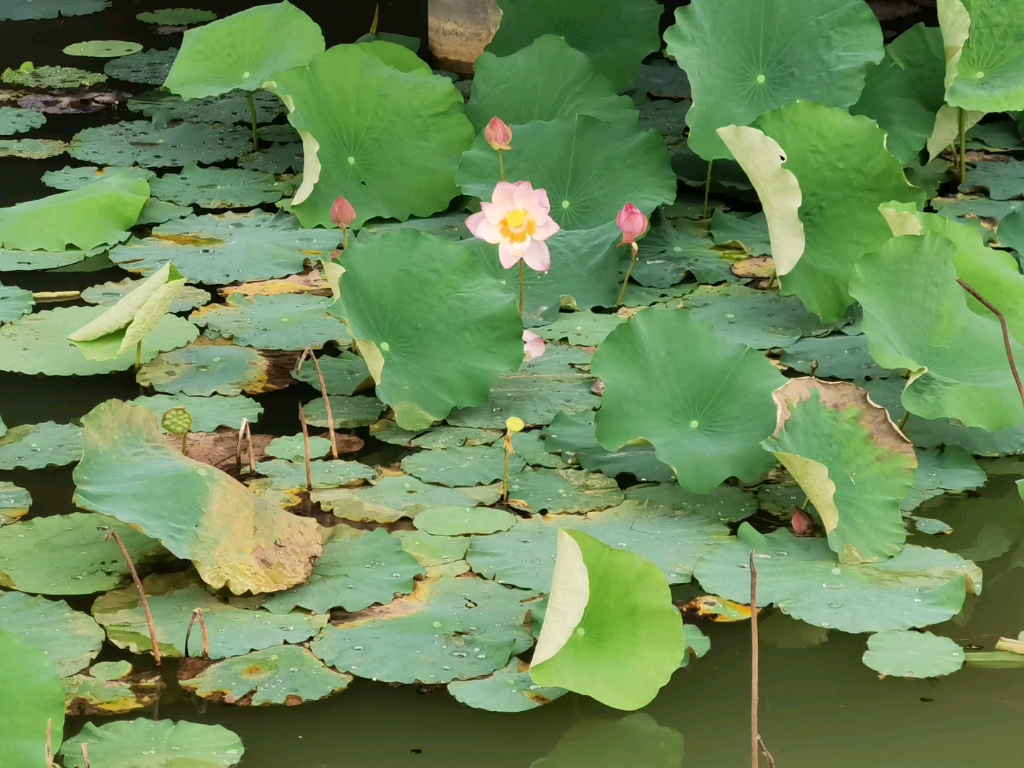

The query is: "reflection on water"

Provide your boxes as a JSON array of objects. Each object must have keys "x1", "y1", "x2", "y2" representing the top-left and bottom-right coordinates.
[{"x1": 530, "y1": 714, "x2": 684, "y2": 767}]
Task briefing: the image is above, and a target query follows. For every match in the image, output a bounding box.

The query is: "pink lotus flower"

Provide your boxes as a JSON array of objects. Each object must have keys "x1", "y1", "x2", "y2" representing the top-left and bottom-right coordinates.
[
  {"x1": 523, "y1": 330, "x2": 546, "y2": 361},
  {"x1": 466, "y1": 181, "x2": 560, "y2": 272},
  {"x1": 330, "y1": 196, "x2": 356, "y2": 229},
  {"x1": 485, "y1": 117, "x2": 513, "y2": 151},
  {"x1": 617, "y1": 203, "x2": 648, "y2": 246}
]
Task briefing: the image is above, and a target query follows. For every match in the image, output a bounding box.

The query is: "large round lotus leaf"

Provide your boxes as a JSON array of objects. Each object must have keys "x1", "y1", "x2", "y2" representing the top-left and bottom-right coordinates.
[
  {"x1": 415, "y1": 506, "x2": 517, "y2": 536},
  {"x1": 0, "y1": 592, "x2": 103, "y2": 677},
  {"x1": 863, "y1": 630, "x2": 964, "y2": 678},
  {"x1": 292, "y1": 351, "x2": 370, "y2": 396},
  {"x1": 180, "y1": 644, "x2": 352, "y2": 705},
  {"x1": 458, "y1": 115, "x2": 675, "y2": 233},
  {"x1": 70, "y1": 120, "x2": 250, "y2": 168},
  {"x1": 0, "y1": 306, "x2": 197, "y2": 376},
  {"x1": 263, "y1": 528, "x2": 423, "y2": 615},
  {"x1": 42, "y1": 165, "x2": 155, "y2": 191},
  {"x1": 64, "y1": 40, "x2": 144, "y2": 58},
  {"x1": 543, "y1": 411, "x2": 674, "y2": 482},
  {"x1": 902, "y1": 446, "x2": 986, "y2": 513},
  {"x1": 0, "y1": 513, "x2": 164, "y2": 595},
  {"x1": 92, "y1": 572, "x2": 327, "y2": 659},
  {"x1": 849, "y1": 233, "x2": 1024, "y2": 430},
  {"x1": 149, "y1": 165, "x2": 291, "y2": 209},
  {"x1": 0, "y1": 422, "x2": 82, "y2": 469},
  {"x1": 252, "y1": 459, "x2": 376, "y2": 491},
  {"x1": 447, "y1": 345, "x2": 600, "y2": 429},
  {"x1": 0, "y1": 630, "x2": 65, "y2": 768},
  {"x1": 264, "y1": 46, "x2": 471, "y2": 229},
  {"x1": 103, "y1": 48, "x2": 178, "y2": 85},
  {"x1": 0, "y1": 481, "x2": 29, "y2": 524},
  {"x1": 592, "y1": 309, "x2": 785, "y2": 493},
  {"x1": 943, "y1": 0, "x2": 1024, "y2": 113},
  {"x1": 693, "y1": 524, "x2": 981, "y2": 633},
  {"x1": 466, "y1": 35, "x2": 637, "y2": 132},
  {"x1": 664, "y1": 0, "x2": 882, "y2": 160},
  {"x1": 311, "y1": 576, "x2": 537, "y2": 684},
  {"x1": 467, "y1": 502, "x2": 730, "y2": 592},
  {"x1": 164, "y1": 2, "x2": 324, "y2": 100},
  {"x1": 507, "y1": 468, "x2": 623, "y2": 515},
  {"x1": 83, "y1": 275, "x2": 209, "y2": 314},
  {"x1": 339, "y1": 231, "x2": 521, "y2": 430},
  {"x1": 766, "y1": 380, "x2": 918, "y2": 564},
  {"x1": 721, "y1": 102, "x2": 926, "y2": 322},
  {"x1": 0, "y1": 106, "x2": 45, "y2": 136},
  {"x1": 0, "y1": 282, "x2": 32, "y2": 323},
  {"x1": 264, "y1": 434, "x2": 331, "y2": 462},
  {"x1": 2, "y1": 63, "x2": 106, "y2": 88},
  {"x1": 111, "y1": 210, "x2": 338, "y2": 285},
  {"x1": 74, "y1": 400, "x2": 322, "y2": 595},
  {"x1": 0, "y1": 0, "x2": 104, "y2": 20},
  {"x1": 131, "y1": 393, "x2": 262, "y2": 432},
  {"x1": 624, "y1": 483, "x2": 757, "y2": 524},
  {"x1": 60, "y1": 719, "x2": 244, "y2": 768},
  {"x1": 850, "y1": 23, "x2": 947, "y2": 164},
  {"x1": 0, "y1": 137, "x2": 68, "y2": 159},
  {"x1": 138, "y1": 8, "x2": 217, "y2": 25},
  {"x1": 402, "y1": 445, "x2": 525, "y2": 488},
  {"x1": 303, "y1": 395, "x2": 384, "y2": 429},
  {"x1": 530, "y1": 529, "x2": 686, "y2": 710},
  {"x1": 448, "y1": 658, "x2": 566, "y2": 712},
  {"x1": 192, "y1": 293, "x2": 349, "y2": 350},
  {"x1": 537, "y1": 311, "x2": 624, "y2": 347},
  {"x1": 780, "y1": 334, "x2": 887, "y2": 381},
  {"x1": 313, "y1": 474, "x2": 502, "y2": 524},
  {"x1": 486, "y1": 0, "x2": 662, "y2": 92},
  {"x1": 137, "y1": 337, "x2": 288, "y2": 396},
  {"x1": 962, "y1": 158, "x2": 1024, "y2": 200},
  {"x1": 631, "y1": 217, "x2": 732, "y2": 288},
  {"x1": 0, "y1": 174, "x2": 148, "y2": 252},
  {"x1": 129, "y1": 88, "x2": 283, "y2": 125}
]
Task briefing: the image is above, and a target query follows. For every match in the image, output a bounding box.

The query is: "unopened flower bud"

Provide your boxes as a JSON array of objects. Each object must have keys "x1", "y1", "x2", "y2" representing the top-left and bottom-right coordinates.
[
  {"x1": 485, "y1": 117, "x2": 513, "y2": 151},
  {"x1": 330, "y1": 196, "x2": 356, "y2": 229},
  {"x1": 616, "y1": 203, "x2": 649, "y2": 246},
  {"x1": 792, "y1": 508, "x2": 813, "y2": 536}
]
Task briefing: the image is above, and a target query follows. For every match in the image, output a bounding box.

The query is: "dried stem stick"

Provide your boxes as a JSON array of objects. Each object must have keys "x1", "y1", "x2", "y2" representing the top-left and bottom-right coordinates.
[
  {"x1": 46, "y1": 718, "x2": 54, "y2": 768},
  {"x1": 299, "y1": 403, "x2": 314, "y2": 492},
  {"x1": 81, "y1": 743, "x2": 92, "y2": 768},
  {"x1": 751, "y1": 549, "x2": 759, "y2": 768},
  {"x1": 957, "y1": 278, "x2": 1024, "y2": 411},
  {"x1": 184, "y1": 608, "x2": 210, "y2": 659},
  {"x1": 235, "y1": 418, "x2": 256, "y2": 475},
  {"x1": 105, "y1": 529, "x2": 161, "y2": 666},
  {"x1": 297, "y1": 348, "x2": 338, "y2": 458}
]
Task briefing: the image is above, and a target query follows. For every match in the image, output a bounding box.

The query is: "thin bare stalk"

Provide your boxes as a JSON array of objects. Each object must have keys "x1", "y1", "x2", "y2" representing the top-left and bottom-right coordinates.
[
  {"x1": 246, "y1": 91, "x2": 259, "y2": 152},
  {"x1": 498, "y1": 149, "x2": 506, "y2": 182},
  {"x1": 184, "y1": 608, "x2": 210, "y2": 659},
  {"x1": 81, "y1": 743, "x2": 92, "y2": 768},
  {"x1": 46, "y1": 718, "x2": 54, "y2": 768},
  {"x1": 518, "y1": 260, "x2": 525, "y2": 320},
  {"x1": 898, "y1": 410, "x2": 910, "y2": 431},
  {"x1": 299, "y1": 404, "x2": 314, "y2": 492},
  {"x1": 502, "y1": 435, "x2": 512, "y2": 503},
  {"x1": 235, "y1": 418, "x2": 256, "y2": 474},
  {"x1": 703, "y1": 160, "x2": 714, "y2": 220},
  {"x1": 957, "y1": 278, "x2": 1024, "y2": 411},
  {"x1": 958, "y1": 108, "x2": 967, "y2": 185},
  {"x1": 759, "y1": 737, "x2": 776, "y2": 768},
  {"x1": 106, "y1": 529, "x2": 161, "y2": 666},
  {"x1": 298, "y1": 348, "x2": 338, "y2": 458},
  {"x1": 616, "y1": 242, "x2": 639, "y2": 307},
  {"x1": 135, "y1": 340, "x2": 142, "y2": 370},
  {"x1": 181, "y1": 431, "x2": 188, "y2": 456},
  {"x1": 369, "y1": 3, "x2": 379, "y2": 34}
]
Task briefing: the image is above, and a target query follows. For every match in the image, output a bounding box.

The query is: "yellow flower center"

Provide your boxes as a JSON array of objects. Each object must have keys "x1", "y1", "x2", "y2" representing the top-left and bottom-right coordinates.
[{"x1": 499, "y1": 209, "x2": 536, "y2": 244}]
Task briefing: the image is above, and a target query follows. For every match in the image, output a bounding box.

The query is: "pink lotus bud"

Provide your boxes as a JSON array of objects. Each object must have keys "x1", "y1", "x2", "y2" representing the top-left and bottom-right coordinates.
[
  {"x1": 616, "y1": 203, "x2": 649, "y2": 246},
  {"x1": 591, "y1": 378, "x2": 605, "y2": 396},
  {"x1": 485, "y1": 117, "x2": 513, "y2": 151},
  {"x1": 523, "y1": 330, "x2": 546, "y2": 362},
  {"x1": 330, "y1": 196, "x2": 356, "y2": 229},
  {"x1": 792, "y1": 508, "x2": 813, "y2": 536}
]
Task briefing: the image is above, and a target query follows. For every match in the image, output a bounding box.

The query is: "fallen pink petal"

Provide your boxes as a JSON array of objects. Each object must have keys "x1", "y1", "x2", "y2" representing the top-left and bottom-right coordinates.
[{"x1": 523, "y1": 330, "x2": 546, "y2": 361}]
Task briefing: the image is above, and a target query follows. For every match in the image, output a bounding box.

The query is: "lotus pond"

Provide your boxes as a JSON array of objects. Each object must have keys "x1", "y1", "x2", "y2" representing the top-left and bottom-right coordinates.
[{"x1": 4, "y1": 0, "x2": 1024, "y2": 765}]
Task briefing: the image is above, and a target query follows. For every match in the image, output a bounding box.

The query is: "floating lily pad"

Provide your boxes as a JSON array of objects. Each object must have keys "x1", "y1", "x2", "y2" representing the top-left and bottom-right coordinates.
[
  {"x1": 862, "y1": 630, "x2": 964, "y2": 678},
  {"x1": 0, "y1": 421, "x2": 82, "y2": 469},
  {"x1": 150, "y1": 165, "x2": 291, "y2": 209},
  {"x1": 0, "y1": 481, "x2": 29, "y2": 524},
  {"x1": 304, "y1": 395, "x2": 384, "y2": 428},
  {"x1": 638, "y1": 99, "x2": 691, "y2": 143},
  {"x1": 543, "y1": 411, "x2": 675, "y2": 483},
  {"x1": 624, "y1": 483, "x2": 757, "y2": 524},
  {"x1": 963, "y1": 158, "x2": 1024, "y2": 200},
  {"x1": 0, "y1": 106, "x2": 45, "y2": 136},
  {"x1": 403, "y1": 445, "x2": 525, "y2": 488},
  {"x1": 448, "y1": 658, "x2": 566, "y2": 712},
  {"x1": 2, "y1": 63, "x2": 107, "y2": 88},
  {"x1": 313, "y1": 474, "x2": 502, "y2": 524},
  {"x1": 192, "y1": 292, "x2": 349, "y2": 350},
  {"x1": 508, "y1": 468, "x2": 623, "y2": 515},
  {"x1": 511, "y1": 430, "x2": 569, "y2": 469},
  {"x1": 0, "y1": 282, "x2": 32, "y2": 323},
  {"x1": 60, "y1": 719, "x2": 244, "y2": 768},
  {"x1": 0, "y1": 592, "x2": 104, "y2": 677},
  {"x1": 0, "y1": 513, "x2": 164, "y2": 596},
  {"x1": 41, "y1": 165, "x2": 154, "y2": 191},
  {"x1": 64, "y1": 40, "x2": 144, "y2": 58},
  {"x1": 128, "y1": 89, "x2": 283, "y2": 125},
  {"x1": 394, "y1": 529, "x2": 469, "y2": 567},
  {"x1": 137, "y1": 8, "x2": 217, "y2": 25},
  {"x1": 0, "y1": 630, "x2": 65, "y2": 768},
  {"x1": 536, "y1": 312, "x2": 624, "y2": 347},
  {"x1": 263, "y1": 528, "x2": 423, "y2": 615},
  {"x1": 412, "y1": 427, "x2": 502, "y2": 449},
  {"x1": 265, "y1": 433, "x2": 331, "y2": 462},
  {"x1": 1, "y1": 0, "x2": 105, "y2": 21},
  {"x1": 292, "y1": 351, "x2": 369, "y2": 396},
  {"x1": 63, "y1": 662, "x2": 163, "y2": 716},
  {"x1": 137, "y1": 337, "x2": 289, "y2": 396},
  {"x1": 311, "y1": 576, "x2": 537, "y2": 684},
  {"x1": 131, "y1": 394, "x2": 262, "y2": 432},
  {"x1": 103, "y1": 48, "x2": 178, "y2": 85},
  {"x1": 70, "y1": 120, "x2": 250, "y2": 168},
  {"x1": 902, "y1": 446, "x2": 987, "y2": 513},
  {"x1": 237, "y1": 142, "x2": 303, "y2": 174},
  {"x1": 710, "y1": 209, "x2": 772, "y2": 256},
  {"x1": 631, "y1": 217, "x2": 731, "y2": 288},
  {"x1": 415, "y1": 506, "x2": 517, "y2": 536},
  {"x1": 912, "y1": 517, "x2": 953, "y2": 535},
  {"x1": 252, "y1": 459, "x2": 376, "y2": 490},
  {"x1": 780, "y1": 334, "x2": 887, "y2": 380},
  {"x1": 0, "y1": 137, "x2": 67, "y2": 158}
]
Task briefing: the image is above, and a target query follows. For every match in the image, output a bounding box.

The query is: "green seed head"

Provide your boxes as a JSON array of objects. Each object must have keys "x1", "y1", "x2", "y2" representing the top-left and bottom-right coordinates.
[{"x1": 161, "y1": 407, "x2": 193, "y2": 435}]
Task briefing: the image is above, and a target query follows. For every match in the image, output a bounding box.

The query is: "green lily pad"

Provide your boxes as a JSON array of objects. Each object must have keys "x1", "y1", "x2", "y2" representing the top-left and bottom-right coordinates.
[
  {"x1": 448, "y1": 658, "x2": 566, "y2": 712},
  {"x1": 62, "y1": 662, "x2": 163, "y2": 717},
  {"x1": 542, "y1": 411, "x2": 675, "y2": 483},
  {"x1": 962, "y1": 158, "x2": 1024, "y2": 200},
  {"x1": 631, "y1": 217, "x2": 731, "y2": 288},
  {"x1": 131, "y1": 394, "x2": 262, "y2": 432},
  {"x1": 180, "y1": 644, "x2": 352, "y2": 705},
  {"x1": 138, "y1": 8, "x2": 217, "y2": 25},
  {"x1": 82, "y1": 275, "x2": 209, "y2": 314},
  {"x1": 312, "y1": 474, "x2": 502, "y2": 524},
  {"x1": 0, "y1": 592, "x2": 104, "y2": 677},
  {"x1": 0, "y1": 630, "x2": 65, "y2": 768},
  {"x1": 237, "y1": 142, "x2": 303, "y2": 174},
  {"x1": 532, "y1": 713, "x2": 684, "y2": 768},
  {"x1": 536, "y1": 312, "x2": 624, "y2": 347},
  {"x1": 137, "y1": 337, "x2": 287, "y2": 396},
  {"x1": 111, "y1": 210, "x2": 338, "y2": 286},
  {"x1": 863, "y1": 630, "x2": 964, "y2": 678},
  {"x1": 60, "y1": 719, "x2": 244, "y2": 768},
  {"x1": 0, "y1": 106, "x2": 45, "y2": 136},
  {"x1": 92, "y1": 572, "x2": 327, "y2": 659},
  {"x1": 41, "y1": 165, "x2": 155, "y2": 191},
  {"x1": 265, "y1": 433, "x2": 331, "y2": 462},
  {"x1": 592, "y1": 308, "x2": 785, "y2": 493},
  {"x1": 466, "y1": 34, "x2": 636, "y2": 132},
  {"x1": 292, "y1": 351, "x2": 370, "y2": 395},
  {"x1": 304, "y1": 395, "x2": 384, "y2": 429},
  {"x1": 780, "y1": 334, "x2": 887, "y2": 380},
  {"x1": 693, "y1": 524, "x2": 982, "y2": 633},
  {"x1": 0, "y1": 422, "x2": 82, "y2": 469},
  {"x1": 624, "y1": 483, "x2": 757, "y2": 524},
  {"x1": 0, "y1": 282, "x2": 33, "y2": 323},
  {"x1": 415, "y1": 506, "x2": 517, "y2": 536},
  {"x1": 0, "y1": 512, "x2": 164, "y2": 596},
  {"x1": 104, "y1": 47, "x2": 178, "y2": 84},
  {"x1": 512, "y1": 430, "x2": 569, "y2": 469},
  {"x1": 912, "y1": 516, "x2": 954, "y2": 535},
  {"x1": 933, "y1": 195, "x2": 1023, "y2": 224},
  {"x1": 943, "y1": 0, "x2": 1024, "y2": 113},
  {"x1": 2, "y1": 62, "x2": 106, "y2": 88},
  {"x1": 664, "y1": 0, "x2": 883, "y2": 160},
  {"x1": 0, "y1": 137, "x2": 68, "y2": 158},
  {"x1": 0, "y1": 173, "x2": 148, "y2": 252},
  {"x1": 508, "y1": 468, "x2": 623, "y2": 515},
  {"x1": 530, "y1": 529, "x2": 687, "y2": 710},
  {"x1": 412, "y1": 427, "x2": 502, "y2": 449},
  {"x1": 902, "y1": 446, "x2": 987, "y2": 513},
  {"x1": 394, "y1": 529, "x2": 468, "y2": 566},
  {"x1": 263, "y1": 528, "x2": 423, "y2": 615},
  {"x1": 311, "y1": 576, "x2": 537, "y2": 684},
  {"x1": 64, "y1": 40, "x2": 144, "y2": 58},
  {"x1": 486, "y1": 0, "x2": 662, "y2": 92},
  {"x1": 252, "y1": 459, "x2": 376, "y2": 490},
  {"x1": 1, "y1": 0, "x2": 104, "y2": 20},
  {"x1": 402, "y1": 445, "x2": 525, "y2": 487},
  {"x1": 340, "y1": 231, "x2": 521, "y2": 430},
  {"x1": 74, "y1": 400, "x2": 322, "y2": 595},
  {"x1": 70, "y1": 120, "x2": 250, "y2": 168},
  {"x1": 638, "y1": 100, "x2": 691, "y2": 144},
  {"x1": 191, "y1": 293, "x2": 348, "y2": 350},
  {"x1": 710, "y1": 209, "x2": 772, "y2": 256},
  {"x1": 0, "y1": 481, "x2": 29, "y2": 524},
  {"x1": 966, "y1": 120, "x2": 1024, "y2": 150},
  {"x1": 150, "y1": 165, "x2": 292, "y2": 209},
  {"x1": 128, "y1": 88, "x2": 283, "y2": 125}
]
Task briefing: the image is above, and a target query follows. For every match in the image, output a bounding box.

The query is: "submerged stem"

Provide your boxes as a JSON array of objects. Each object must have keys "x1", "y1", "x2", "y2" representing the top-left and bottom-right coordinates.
[
  {"x1": 958, "y1": 107, "x2": 967, "y2": 185},
  {"x1": 616, "y1": 243, "x2": 639, "y2": 307},
  {"x1": 703, "y1": 160, "x2": 714, "y2": 220},
  {"x1": 518, "y1": 260, "x2": 525, "y2": 320},
  {"x1": 106, "y1": 529, "x2": 161, "y2": 666},
  {"x1": 957, "y1": 278, "x2": 1024, "y2": 411},
  {"x1": 247, "y1": 91, "x2": 259, "y2": 152}
]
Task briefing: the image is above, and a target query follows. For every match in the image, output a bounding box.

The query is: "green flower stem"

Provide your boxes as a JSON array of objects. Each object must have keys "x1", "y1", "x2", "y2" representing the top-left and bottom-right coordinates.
[
  {"x1": 518, "y1": 260, "x2": 525, "y2": 319},
  {"x1": 898, "y1": 410, "x2": 910, "y2": 431},
  {"x1": 616, "y1": 243, "x2": 639, "y2": 307},
  {"x1": 135, "y1": 340, "x2": 142, "y2": 370},
  {"x1": 958, "y1": 107, "x2": 967, "y2": 185},
  {"x1": 498, "y1": 149, "x2": 506, "y2": 182},
  {"x1": 247, "y1": 90, "x2": 259, "y2": 152},
  {"x1": 343, "y1": 227, "x2": 349, "y2": 250},
  {"x1": 703, "y1": 159, "x2": 714, "y2": 219}
]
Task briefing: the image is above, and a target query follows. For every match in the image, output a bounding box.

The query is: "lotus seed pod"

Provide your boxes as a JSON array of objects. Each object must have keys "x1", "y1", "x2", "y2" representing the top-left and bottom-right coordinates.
[
  {"x1": 505, "y1": 417, "x2": 525, "y2": 435},
  {"x1": 161, "y1": 406, "x2": 193, "y2": 435}
]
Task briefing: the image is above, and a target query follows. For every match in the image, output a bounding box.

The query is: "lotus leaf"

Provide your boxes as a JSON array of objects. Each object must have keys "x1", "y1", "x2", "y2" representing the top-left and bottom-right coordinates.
[
  {"x1": 60, "y1": 719, "x2": 244, "y2": 768},
  {"x1": 962, "y1": 158, "x2": 1024, "y2": 200},
  {"x1": 0, "y1": 137, "x2": 68, "y2": 158},
  {"x1": 2, "y1": 63, "x2": 106, "y2": 88},
  {"x1": 630, "y1": 217, "x2": 732, "y2": 287},
  {"x1": 264, "y1": 528, "x2": 423, "y2": 615},
  {"x1": 194, "y1": 294, "x2": 349, "y2": 352},
  {"x1": 0, "y1": 174, "x2": 148, "y2": 252},
  {"x1": 448, "y1": 658, "x2": 565, "y2": 712},
  {"x1": 902, "y1": 447, "x2": 986, "y2": 512},
  {"x1": 311, "y1": 576, "x2": 537, "y2": 684},
  {"x1": 70, "y1": 120, "x2": 250, "y2": 168},
  {"x1": 0, "y1": 630, "x2": 65, "y2": 768},
  {"x1": 932, "y1": 196, "x2": 1022, "y2": 224},
  {"x1": 252, "y1": 459, "x2": 376, "y2": 490},
  {"x1": 415, "y1": 506, "x2": 517, "y2": 536},
  {"x1": 64, "y1": 40, "x2": 143, "y2": 58},
  {"x1": 0, "y1": 481, "x2": 29, "y2": 524},
  {"x1": 967, "y1": 120, "x2": 1024, "y2": 150},
  {"x1": 710, "y1": 210, "x2": 772, "y2": 256},
  {"x1": 0, "y1": 512, "x2": 164, "y2": 595},
  {"x1": 467, "y1": 502, "x2": 730, "y2": 592},
  {"x1": 412, "y1": 426, "x2": 502, "y2": 449},
  {"x1": 63, "y1": 662, "x2": 163, "y2": 716},
  {"x1": 466, "y1": 35, "x2": 637, "y2": 132},
  {"x1": 354, "y1": 39, "x2": 431, "y2": 73},
  {"x1": 862, "y1": 630, "x2": 964, "y2": 678},
  {"x1": 237, "y1": 141, "x2": 302, "y2": 174},
  {"x1": 720, "y1": 102, "x2": 926, "y2": 321},
  {"x1": 624, "y1": 483, "x2": 757, "y2": 524},
  {"x1": 693, "y1": 524, "x2": 981, "y2": 633},
  {"x1": 530, "y1": 529, "x2": 686, "y2": 710},
  {"x1": 180, "y1": 645, "x2": 352, "y2": 706},
  {"x1": 0, "y1": 106, "x2": 45, "y2": 136},
  {"x1": 486, "y1": 0, "x2": 662, "y2": 92},
  {"x1": 0, "y1": 421, "x2": 82, "y2": 469},
  {"x1": 913, "y1": 517, "x2": 954, "y2": 535},
  {"x1": 292, "y1": 351, "x2": 370, "y2": 396},
  {"x1": 111, "y1": 210, "x2": 338, "y2": 285},
  {"x1": 137, "y1": 337, "x2": 288, "y2": 396},
  {"x1": 138, "y1": 8, "x2": 217, "y2": 25},
  {"x1": 592, "y1": 309, "x2": 785, "y2": 492},
  {"x1": 265, "y1": 433, "x2": 332, "y2": 462},
  {"x1": 92, "y1": 572, "x2": 327, "y2": 658},
  {"x1": 511, "y1": 430, "x2": 570, "y2": 469},
  {"x1": 543, "y1": 411, "x2": 675, "y2": 483},
  {"x1": 0, "y1": 282, "x2": 32, "y2": 323},
  {"x1": 74, "y1": 400, "x2": 321, "y2": 594},
  {"x1": 131, "y1": 394, "x2": 262, "y2": 432},
  {"x1": 0, "y1": 592, "x2": 104, "y2": 677},
  {"x1": 0, "y1": 0, "x2": 104, "y2": 20},
  {"x1": 942, "y1": 0, "x2": 1024, "y2": 113},
  {"x1": 508, "y1": 468, "x2": 623, "y2": 515},
  {"x1": 536, "y1": 311, "x2": 624, "y2": 347},
  {"x1": 148, "y1": 165, "x2": 291, "y2": 210},
  {"x1": 265, "y1": 45, "x2": 472, "y2": 229},
  {"x1": 83, "y1": 277, "x2": 207, "y2": 316},
  {"x1": 639, "y1": 100, "x2": 691, "y2": 144},
  {"x1": 42, "y1": 165, "x2": 155, "y2": 191},
  {"x1": 313, "y1": 475, "x2": 502, "y2": 524},
  {"x1": 403, "y1": 445, "x2": 525, "y2": 487},
  {"x1": 636, "y1": 60, "x2": 690, "y2": 99},
  {"x1": 532, "y1": 714, "x2": 684, "y2": 768},
  {"x1": 128, "y1": 89, "x2": 283, "y2": 125},
  {"x1": 780, "y1": 334, "x2": 887, "y2": 381},
  {"x1": 766, "y1": 380, "x2": 918, "y2": 564},
  {"x1": 355, "y1": 211, "x2": 470, "y2": 244},
  {"x1": 301, "y1": 396, "x2": 381, "y2": 430},
  {"x1": 394, "y1": 529, "x2": 469, "y2": 568},
  {"x1": 103, "y1": 47, "x2": 177, "y2": 84},
  {"x1": 850, "y1": 234, "x2": 1024, "y2": 430}
]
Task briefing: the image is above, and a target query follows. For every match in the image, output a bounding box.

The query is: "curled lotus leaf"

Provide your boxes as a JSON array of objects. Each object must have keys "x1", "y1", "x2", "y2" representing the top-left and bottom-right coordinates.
[
  {"x1": 0, "y1": 630, "x2": 65, "y2": 768},
  {"x1": 0, "y1": 591, "x2": 105, "y2": 677},
  {"x1": 60, "y1": 719, "x2": 244, "y2": 768},
  {"x1": 448, "y1": 659, "x2": 566, "y2": 713}
]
